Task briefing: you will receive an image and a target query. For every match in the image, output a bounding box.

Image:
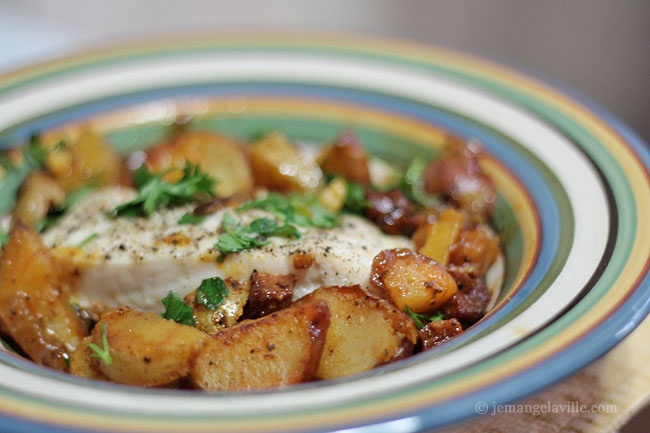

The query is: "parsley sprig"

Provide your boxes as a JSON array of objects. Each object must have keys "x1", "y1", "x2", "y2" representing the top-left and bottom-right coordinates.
[
  {"x1": 195, "y1": 277, "x2": 229, "y2": 310},
  {"x1": 178, "y1": 212, "x2": 206, "y2": 225},
  {"x1": 237, "y1": 193, "x2": 337, "y2": 229},
  {"x1": 404, "y1": 306, "x2": 444, "y2": 330},
  {"x1": 400, "y1": 157, "x2": 441, "y2": 208},
  {"x1": 161, "y1": 291, "x2": 196, "y2": 326},
  {"x1": 342, "y1": 180, "x2": 371, "y2": 215},
  {"x1": 215, "y1": 214, "x2": 300, "y2": 262},
  {"x1": 88, "y1": 323, "x2": 113, "y2": 365},
  {"x1": 113, "y1": 163, "x2": 216, "y2": 217}
]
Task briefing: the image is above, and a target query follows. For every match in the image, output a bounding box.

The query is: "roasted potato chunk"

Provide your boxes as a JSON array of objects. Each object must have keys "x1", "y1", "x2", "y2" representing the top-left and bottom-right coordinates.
[
  {"x1": 441, "y1": 270, "x2": 491, "y2": 326},
  {"x1": 416, "y1": 208, "x2": 464, "y2": 266},
  {"x1": 419, "y1": 318, "x2": 463, "y2": 351},
  {"x1": 320, "y1": 131, "x2": 371, "y2": 185},
  {"x1": 69, "y1": 336, "x2": 107, "y2": 381},
  {"x1": 91, "y1": 307, "x2": 208, "y2": 387},
  {"x1": 249, "y1": 132, "x2": 322, "y2": 192},
  {"x1": 184, "y1": 278, "x2": 250, "y2": 334},
  {"x1": 295, "y1": 285, "x2": 417, "y2": 380},
  {"x1": 424, "y1": 138, "x2": 496, "y2": 223},
  {"x1": 146, "y1": 131, "x2": 253, "y2": 197},
  {"x1": 0, "y1": 222, "x2": 87, "y2": 370},
  {"x1": 448, "y1": 225, "x2": 500, "y2": 277},
  {"x1": 47, "y1": 130, "x2": 123, "y2": 191},
  {"x1": 191, "y1": 300, "x2": 330, "y2": 391},
  {"x1": 317, "y1": 177, "x2": 346, "y2": 213},
  {"x1": 241, "y1": 271, "x2": 296, "y2": 320},
  {"x1": 13, "y1": 172, "x2": 65, "y2": 227},
  {"x1": 371, "y1": 249, "x2": 458, "y2": 315}
]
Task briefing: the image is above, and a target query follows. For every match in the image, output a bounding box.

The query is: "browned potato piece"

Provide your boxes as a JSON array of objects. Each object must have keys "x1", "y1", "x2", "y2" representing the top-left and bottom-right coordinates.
[
  {"x1": 370, "y1": 249, "x2": 458, "y2": 315},
  {"x1": 184, "y1": 278, "x2": 249, "y2": 334},
  {"x1": 419, "y1": 318, "x2": 463, "y2": 351},
  {"x1": 13, "y1": 172, "x2": 65, "y2": 227},
  {"x1": 91, "y1": 307, "x2": 208, "y2": 387},
  {"x1": 295, "y1": 285, "x2": 417, "y2": 380},
  {"x1": 69, "y1": 336, "x2": 107, "y2": 381},
  {"x1": 191, "y1": 300, "x2": 330, "y2": 391},
  {"x1": 448, "y1": 225, "x2": 500, "y2": 277},
  {"x1": 241, "y1": 271, "x2": 296, "y2": 320},
  {"x1": 47, "y1": 130, "x2": 123, "y2": 191},
  {"x1": 0, "y1": 222, "x2": 87, "y2": 370},
  {"x1": 320, "y1": 131, "x2": 371, "y2": 185},
  {"x1": 249, "y1": 132, "x2": 322, "y2": 192},
  {"x1": 424, "y1": 138, "x2": 496, "y2": 223},
  {"x1": 417, "y1": 208, "x2": 464, "y2": 266},
  {"x1": 146, "y1": 131, "x2": 253, "y2": 197}
]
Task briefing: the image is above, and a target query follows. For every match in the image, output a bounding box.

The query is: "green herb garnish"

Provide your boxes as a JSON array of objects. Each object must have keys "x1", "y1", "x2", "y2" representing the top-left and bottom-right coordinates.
[
  {"x1": 195, "y1": 277, "x2": 229, "y2": 310},
  {"x1": 215, "y1": 214, "x2": 301, "y2": 262},
  {"x1": 76, "y1": 233, "x2": 98, "y2": 248},
  {"x1": 88, "y1": 323, "x2": 113, "y2": 365},
  {"x1": 160, "y1": 291, "x2": 196, "y2": 326},
  {"x1": 400, "y1": 157, "x2": 441, "y2": 208},
  {"x1": 0, "y1": 229, "x2": 9, "y2": 247},
  {"x1": 178, "y1": 212, "x2": 207, "y2": 225},
  {"x1": 404, "y1": 306, "x2": 444, "y2": 330},
  {"x1": 237, "y1": 193, "x2": 337, "y2": 229},
  {"x1": 343, "y1": 181, "x2": 371, "y2": 214},
  {"x1": 113, "y1": 163, "x2": 216, "y2": 217}
]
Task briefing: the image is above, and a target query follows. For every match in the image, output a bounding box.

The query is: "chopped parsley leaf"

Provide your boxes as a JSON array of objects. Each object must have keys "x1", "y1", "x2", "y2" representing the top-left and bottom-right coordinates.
[
  {"x1": 113, "y1": 163, "x2": 216, "y2": 217},
  {"x1": 400, "y1": 157, "x2": 441, "y2": 208},
  {"x1": 160, "y1": 291, "x2": 196, "y2": 326},
  {"x1": 343, "y1": 180, "x2": 371, "y2": 215},
  {"x1": 237, "y1": 193, "x2": 337, "y2": 229},
  {"x1": 76, "y1": 233, "x2": 98, "y2": 248},
  {"x1": 404, "y1": 306, "x2": 444, "y2": 330},
  {"x1": 88, "y1": 323, "x2": 113, "y2": 365},
  {"x1": 195, "y1": 277, "x2": 229, "y2": 310},
  {"x1": 178, "y1": 212, "x2": 207, "y2": 225},
  {"x1": 215, "y1": 214, "x2": 301, "y2": 262},
  {"x1": 0, "y1": 229, "x2": 9, "y2": 248}
]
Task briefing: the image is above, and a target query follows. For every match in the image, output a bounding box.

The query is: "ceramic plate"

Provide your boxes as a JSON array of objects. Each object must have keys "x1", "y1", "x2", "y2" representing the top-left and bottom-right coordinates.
[{"x1": 0, "y1": 35, "x2": 649, "y2": 433}]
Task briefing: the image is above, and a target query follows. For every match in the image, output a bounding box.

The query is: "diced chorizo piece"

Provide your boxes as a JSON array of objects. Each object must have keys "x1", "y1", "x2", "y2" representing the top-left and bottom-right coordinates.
[
  {"x1": 241, "y1": 271, "x2": 296, "y2": 319},
  {"x1": 419, "y1": 318, "x2": 463, "y2": 351},
  {"x1": 0, "y1": 222, "x2": 87, "y2": 370},
  {"x1": 184, "y1": 278, "x2": 250, "y2": 334},
  {"x1": 320, "y1": 131, "x2": 371, "y2": 185},
  {"x1": 295, "y1": 285, "x2": 417, "y2": 379},
  {"x1": 365, "y1": 189, "x2": 416, "y2": 236},
  {"x1": 424, "y1": 138, "x2": 496, "y2": 223},
  {"x1": 441, "y1": 271, "x2": 491, "y2": 326},
  {"x1": 371, "y1": 249, "x2": 458, "y2": 315},
  {"x1": 292, "y1": 250, "x2": 315, "y2": 270},
  {"x1": 192, "y1": 191, "x2": 255, "y2": 215},
  {"x1": 191, "y1": 300, "x2": 330, "y2": 391},
  {"x1": 448, "y1": 225, "x2": 500, "y2": 277}
]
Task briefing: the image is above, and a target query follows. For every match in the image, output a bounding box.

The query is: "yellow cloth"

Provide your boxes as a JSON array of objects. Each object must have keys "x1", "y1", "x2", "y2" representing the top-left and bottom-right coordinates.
[{"x1": 441, "y1": 315, "x2": 650, "y2": 432}]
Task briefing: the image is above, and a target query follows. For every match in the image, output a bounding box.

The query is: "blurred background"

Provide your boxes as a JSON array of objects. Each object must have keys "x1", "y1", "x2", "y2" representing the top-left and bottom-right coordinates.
[
  {"x1": 1, "y1": 1, "x2": 649, "y2": 430},
  {"x1": 1, "y1": 0, "x2": 648, "y2": 142}
]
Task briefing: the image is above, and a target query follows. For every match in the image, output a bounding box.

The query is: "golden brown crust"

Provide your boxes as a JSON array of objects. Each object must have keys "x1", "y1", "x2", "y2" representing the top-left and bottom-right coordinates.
[
  {"x1": 370, "y1": 248, "x2": 458, "y2": 315},
  {"x1": 69, "y1": 336, "x2": 107, "y2": 381},
  {"x1": 0, "y1": 222, "x2": 87, "y2": 370},
  {"x1": 91, "y1": 306, "x2": 208, "y2": 387},
  {"x1": 191, "y1": 300, "x2": 330, "y2": 391},
  {"x1": 295, "y1": 285, "x2": 417, "y2": 380}
]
